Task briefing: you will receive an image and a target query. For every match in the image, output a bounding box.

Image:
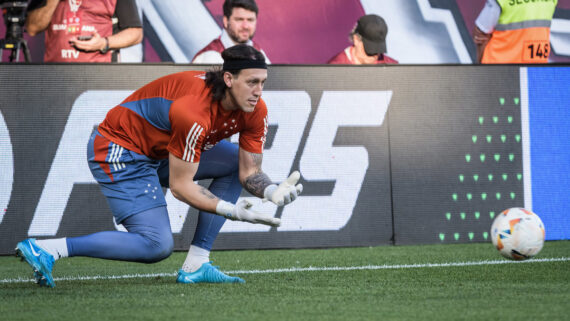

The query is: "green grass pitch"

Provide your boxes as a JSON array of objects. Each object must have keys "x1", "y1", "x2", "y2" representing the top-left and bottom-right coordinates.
[{"x1": 1, "y1": 241, "x2": 569, "y2": 321}]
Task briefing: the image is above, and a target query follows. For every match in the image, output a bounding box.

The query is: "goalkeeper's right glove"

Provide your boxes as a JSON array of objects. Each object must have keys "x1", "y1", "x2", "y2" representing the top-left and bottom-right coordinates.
[
  {"x1": 216, "y1": 199, "x2": 281, "y2": 227},
  {"x1": 263, "y1": 171, "x2": 303, "y2": 206}
]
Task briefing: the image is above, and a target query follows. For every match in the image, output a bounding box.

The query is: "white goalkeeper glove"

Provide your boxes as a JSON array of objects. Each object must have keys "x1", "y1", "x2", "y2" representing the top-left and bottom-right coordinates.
[
  {"x1": 216, "y1": 199, "x2": 281, "y2": 227},
  {"x1": 263, "y1": 171, "x2": 303, "y2": 206}
]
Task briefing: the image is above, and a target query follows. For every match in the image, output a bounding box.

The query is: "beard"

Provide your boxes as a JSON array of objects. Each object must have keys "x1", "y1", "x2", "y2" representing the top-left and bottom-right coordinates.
[{"x1": 227, "y1": 23, "x2": 255, "y2": 43}]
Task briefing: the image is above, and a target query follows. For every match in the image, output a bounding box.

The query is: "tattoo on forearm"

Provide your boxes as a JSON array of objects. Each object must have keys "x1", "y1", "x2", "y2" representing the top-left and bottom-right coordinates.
[
  {"x1": 244, "y1": 172, "x2": 273, "y2": 198},
  {"x1": 199, "y1": 186, "x2": 217, "y2": 200},
  {"x1": 242, "y1": 151, "x2": 273, "y2": 197}
]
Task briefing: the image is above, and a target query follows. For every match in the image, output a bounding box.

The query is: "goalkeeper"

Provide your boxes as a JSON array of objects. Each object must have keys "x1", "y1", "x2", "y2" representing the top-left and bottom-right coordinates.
[{"x1": 15, "y1": 44, "x2": 302, "y2": 287}]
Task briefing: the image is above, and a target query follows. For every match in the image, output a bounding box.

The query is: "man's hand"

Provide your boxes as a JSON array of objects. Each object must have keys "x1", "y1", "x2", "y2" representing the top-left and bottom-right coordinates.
[
  {"x1": 216, "y1": 199, "x2": 281, "y2": 227},
  {"x1": 473, "y1": 27, "x2": 491, "y2": 63},
  {"x1": 473, "y1": 27, "x2": 491, "y2": 45},
  {"x1": 69, "y1": 31, "x2": 106, "y2": 52},
  {"x1": 263, "y1": 171, "x2": 303, "y2": 206}
]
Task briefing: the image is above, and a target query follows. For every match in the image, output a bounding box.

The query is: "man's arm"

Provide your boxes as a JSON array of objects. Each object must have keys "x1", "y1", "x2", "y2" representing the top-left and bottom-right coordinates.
[
  {"x1": 473, "y1": 27, "x2": 491, "y2": 63},
  {"x1": 474, "y1": 0, "x2": 500, "y2": 63},
  {"x1": 107, "y1": 27, "x2": 143, "y2": 50},
  {"x1": 239, "y1": 148, "x2": 273, "y2": 198},
  {"x1": 169, "y1": 152, "x2": 280, "y2": 226},
  {"x1": 169, "y1": 153, "x2": 219, "y2": 213},
  {"x1": 25, "y1": 0, "x2": 60, "y2": 36}
]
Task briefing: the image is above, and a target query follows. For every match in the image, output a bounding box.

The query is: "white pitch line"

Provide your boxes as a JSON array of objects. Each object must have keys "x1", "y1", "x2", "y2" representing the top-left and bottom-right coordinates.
[
  {"x1": 227, "y1": 257, "x2": 570, "y2": 274},
  {"x1": 2, "y1": 257, "x2": 568, "y2": 285}
]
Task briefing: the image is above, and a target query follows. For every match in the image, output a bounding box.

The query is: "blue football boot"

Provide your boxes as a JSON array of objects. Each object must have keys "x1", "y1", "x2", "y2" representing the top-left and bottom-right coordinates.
[
  {"x1": 15, "y1": 238, "x2": 55, "y2": 288},
  {"x1": 176, "y1": 262, "x2": 245, "y2": 284}
]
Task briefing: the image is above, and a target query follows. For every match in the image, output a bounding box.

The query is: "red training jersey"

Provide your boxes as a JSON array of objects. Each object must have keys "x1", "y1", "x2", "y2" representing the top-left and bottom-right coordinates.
[
  {"x1": 327, "y1": 46, "x2": 398, "y2": 65},
  {"x1": 98, "y1": 71, "x2": 268, "y2": 163}
]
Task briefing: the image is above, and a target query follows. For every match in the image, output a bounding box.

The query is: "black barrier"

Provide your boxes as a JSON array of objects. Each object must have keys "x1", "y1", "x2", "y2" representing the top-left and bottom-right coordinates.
[
  {"x1": 388, "y1": 67, "x2": 523, "y2": 244},
  {"x1": 0, "y1": 64, "x2": 525, "y2": 255}
]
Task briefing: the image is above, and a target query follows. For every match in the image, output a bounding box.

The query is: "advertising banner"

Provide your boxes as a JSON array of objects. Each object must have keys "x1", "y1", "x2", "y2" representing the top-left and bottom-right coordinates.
[{"x1": 0, "y1": 64, "x2": 567, "y2": 255}]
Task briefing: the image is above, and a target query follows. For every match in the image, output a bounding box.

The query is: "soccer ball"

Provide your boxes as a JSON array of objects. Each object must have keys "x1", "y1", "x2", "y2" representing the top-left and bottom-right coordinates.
[{"x1": 490, "y1": 208, "x2": 545, "y2": 260}]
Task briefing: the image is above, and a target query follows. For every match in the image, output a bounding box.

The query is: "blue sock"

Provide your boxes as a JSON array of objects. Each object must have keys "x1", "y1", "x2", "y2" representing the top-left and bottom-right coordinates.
[{"x1": 66, "y1": 206, "x2": 173, "y2": 263}]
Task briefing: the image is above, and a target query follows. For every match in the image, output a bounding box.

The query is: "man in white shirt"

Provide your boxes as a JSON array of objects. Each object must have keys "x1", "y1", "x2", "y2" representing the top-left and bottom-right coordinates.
[{"x1": 192, "y1": 0, "x2": 270, "y2": 64}]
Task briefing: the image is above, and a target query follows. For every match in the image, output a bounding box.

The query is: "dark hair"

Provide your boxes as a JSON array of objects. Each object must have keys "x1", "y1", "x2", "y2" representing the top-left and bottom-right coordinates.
[
  {"x1": 205, "y1": 44, "x2": 266, "y2": 102},
  {"x1": 223, "y1": 0, "x2": 258, "y2": 18}
]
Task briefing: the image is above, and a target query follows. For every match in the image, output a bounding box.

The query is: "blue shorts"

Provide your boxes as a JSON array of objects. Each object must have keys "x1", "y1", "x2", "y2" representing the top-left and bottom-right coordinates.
[
  {"x1": 87, "y1": 129, "x2": 240, "y2": 224},
  {"x1": 87, "y1": 129, "x2": 170, "y2": 223}
]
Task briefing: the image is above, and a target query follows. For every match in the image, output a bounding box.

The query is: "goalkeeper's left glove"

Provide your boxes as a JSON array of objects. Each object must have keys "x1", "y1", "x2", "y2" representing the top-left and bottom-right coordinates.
[
  {"x1": 216, "y1": 199, "x2": 281, "y2": 227},
  {"x1": 263, "y1": 171, "x2": 303, "y2": 206}
]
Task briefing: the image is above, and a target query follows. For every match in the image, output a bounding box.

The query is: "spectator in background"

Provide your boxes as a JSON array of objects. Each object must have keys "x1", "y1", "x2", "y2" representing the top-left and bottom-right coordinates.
[
  {"x1": 328, "y1": 14, "x2": 397, "y2": 65},
  {"x1": 26, "y1": 0, "x2": 142, "y2": 63},
  {"x1": 473, "y1": 0, "x2": 558, "y2": 64},
  {"x1": 192, "y1": 0, "x2": 270, "y2": 64}
]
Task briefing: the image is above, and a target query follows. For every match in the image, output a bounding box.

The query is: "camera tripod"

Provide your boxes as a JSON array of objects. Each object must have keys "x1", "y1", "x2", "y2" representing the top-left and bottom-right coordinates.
[
  {"x1": 1, "y1": 1, "x2": 31, "y2": 62},
  {"x1": 0, "y1": 36, "x2": 31, "y2": 62}
]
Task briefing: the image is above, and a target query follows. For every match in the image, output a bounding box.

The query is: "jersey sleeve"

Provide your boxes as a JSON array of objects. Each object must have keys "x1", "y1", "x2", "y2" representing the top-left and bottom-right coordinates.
[
  {"x1": 239, "y1": 99, "x2": 268, "y2": 154},
  {"x1": 167, "y1": 96, "x2": 207, "y2": 163},
  {"x1": 475, "y1": 0, "x2": 500, "y2": 34},
  {"x1": 114, "y1": 0, "x2": 143, "y2": 30}
]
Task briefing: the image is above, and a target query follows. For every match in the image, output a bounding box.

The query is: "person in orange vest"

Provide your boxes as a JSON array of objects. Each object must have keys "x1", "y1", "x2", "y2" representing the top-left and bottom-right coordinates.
[{"x1": 473, "y1": 0, "x2": 558, "y2": 64}]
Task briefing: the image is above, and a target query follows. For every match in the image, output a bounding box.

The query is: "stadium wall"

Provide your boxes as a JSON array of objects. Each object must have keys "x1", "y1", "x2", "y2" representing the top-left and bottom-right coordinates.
[{"x1": 0, "y1": 64, "x2": 568, "y2": 255}]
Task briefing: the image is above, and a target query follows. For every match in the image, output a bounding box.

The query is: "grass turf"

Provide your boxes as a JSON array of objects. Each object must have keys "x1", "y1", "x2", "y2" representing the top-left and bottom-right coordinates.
[{"x1": 1, "y1": 241, "x2": 568, "y2": 321}]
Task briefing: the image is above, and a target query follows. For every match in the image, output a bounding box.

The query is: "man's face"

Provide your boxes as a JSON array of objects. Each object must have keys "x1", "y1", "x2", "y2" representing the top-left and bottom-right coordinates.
[
  {"x1": 223, "y1": 7, "x2": 257, "y2": 43},
  {"x1": 353, "y1": 35, "x2": 379, "y2": 64},
  {"x1": 225, "y1": 68, "x2": 267, "y2": 113}
]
